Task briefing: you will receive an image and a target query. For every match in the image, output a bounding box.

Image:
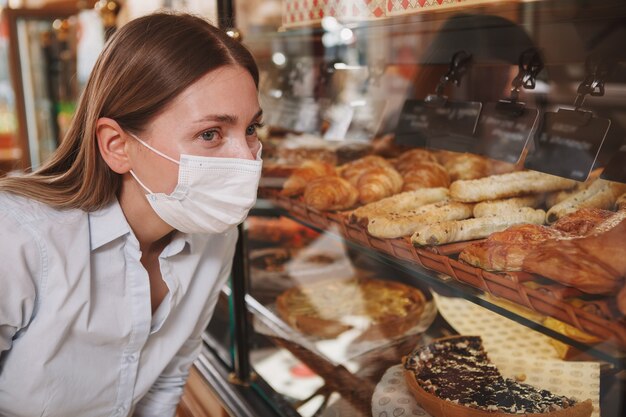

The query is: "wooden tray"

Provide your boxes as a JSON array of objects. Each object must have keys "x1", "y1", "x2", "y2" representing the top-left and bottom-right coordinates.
[{"x1": 268, "y1": 194, "x2": 626, "y2": 348}]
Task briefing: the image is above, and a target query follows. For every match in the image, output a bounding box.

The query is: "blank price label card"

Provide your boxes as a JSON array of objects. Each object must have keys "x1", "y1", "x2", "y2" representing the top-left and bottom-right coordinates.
[
  {"x1": 394, "y1": 99, "x2": 482, "y2": 151},
  {"x1": 474, "y1": 102, "x2": 538, "y2": 164},
  {"x1": 524, "y1": 108, "x2": 610, "y2": 181}
]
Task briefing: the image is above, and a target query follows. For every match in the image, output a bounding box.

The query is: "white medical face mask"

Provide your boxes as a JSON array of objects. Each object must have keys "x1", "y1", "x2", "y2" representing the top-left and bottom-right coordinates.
[{"x1": 129, "y1": 133, "x2": 263, "y2": 234}]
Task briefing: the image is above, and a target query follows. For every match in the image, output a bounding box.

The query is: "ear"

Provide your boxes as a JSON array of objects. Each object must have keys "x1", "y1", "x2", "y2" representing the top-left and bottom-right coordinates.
[{"x1": 96, "y1": 117, "x2": 131, "y2": 174}]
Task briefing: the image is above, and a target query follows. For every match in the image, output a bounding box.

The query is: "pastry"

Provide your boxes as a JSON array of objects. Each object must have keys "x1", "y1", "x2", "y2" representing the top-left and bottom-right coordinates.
[
  {"x1": 276, "y1": 278, "x2": 426, "y2": 340},
  {"x1": 551, "y1": 208, "x2": 614, "y2": 236},
  {"x1": 459, "y1": 208, "x2": 616, "y2": 272},
  {"x1": 355, "y1": 165, "x2": 404, "y2": 204},
  {"x1": 339, "y1": 155, "x2": 394, "y2": 184},
  {"x1": 450, "y1": 171, "x2": 577, "y2": 203},
  {"x1": 281, "y1": 160, "x2": 336, "y2": 197},
  {"x1": 349, "y1": 187, "x2": 449, "y2": 226},
  {"x1": 367, "y1": 201, "x2": 474, "y2": 239},
  {"x1": 522, "y1": 214, "x2": 626, "y2": 294},
  {"x1": 473, "y1": 195, "x2": 543, "y2": 218},
  {"x1": 403, "y1": 335, "x2": 593, "y2": 417},
  {"x1": 303, "y1": 176, "x2": 359, "y2": 211},
  {"x1": 401, "y1": 161, "x2": 450, "y2": 191},
  {"x1": 394, "y1": 148, "x2": 439, "y2": 173},
  {"x1": 459, "y1": 224, "x2": 566, "y2": 271},
  {"x1": 440, "y1": 152, "x2": 490, "y2": 181},
  {"x1": 546, "y1": 179, "x2": 626, "y2": 223},
  {"x1": 412, "y1": 207, "x2": 546, "y2": 246}
]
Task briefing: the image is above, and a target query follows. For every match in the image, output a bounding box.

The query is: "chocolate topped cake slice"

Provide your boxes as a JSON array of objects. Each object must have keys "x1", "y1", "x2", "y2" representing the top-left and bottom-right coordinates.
[{"x1": 403, "y1": 336, "x2": 593, "y2": 417}]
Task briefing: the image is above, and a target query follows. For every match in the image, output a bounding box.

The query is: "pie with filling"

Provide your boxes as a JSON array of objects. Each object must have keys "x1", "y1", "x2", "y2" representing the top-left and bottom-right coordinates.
[
  {"x1": 276, "y1": 278, "x2": 426, "y2": 340},
  {"x1": 403, "y1": 335, "x2": 593, "y2": 417}
]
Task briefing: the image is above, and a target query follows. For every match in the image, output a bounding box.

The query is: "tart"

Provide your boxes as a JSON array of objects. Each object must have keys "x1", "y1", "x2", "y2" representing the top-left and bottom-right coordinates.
[
  {"x1": 403, "y1": 335, "x2": 593, "y2": 417},
  {"x1": 276, "y1": 278, "x2": 426, "y2": 340}
]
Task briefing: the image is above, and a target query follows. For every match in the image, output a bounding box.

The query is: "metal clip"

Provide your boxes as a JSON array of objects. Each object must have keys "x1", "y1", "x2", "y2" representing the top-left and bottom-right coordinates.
[
  {"x1": 509, "y1": 48, "x2": 543, "y2": 102},
  {"x1": 434, "y1": 51, "x2": 473, "y2": 97},
  {"x1": 574, "y1": 57, "x2": 610, "y2": 110}
]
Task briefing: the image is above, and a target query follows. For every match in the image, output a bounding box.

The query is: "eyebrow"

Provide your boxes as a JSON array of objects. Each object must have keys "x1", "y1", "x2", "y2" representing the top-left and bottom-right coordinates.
[{"x1": 193, "y1": 109, "x2": 263, "y2": 125}]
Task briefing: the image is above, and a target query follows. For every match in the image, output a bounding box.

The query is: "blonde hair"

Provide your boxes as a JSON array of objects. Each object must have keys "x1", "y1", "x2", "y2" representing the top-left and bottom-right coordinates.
[{"x1": 0, "y1": 12, "x2": 258, "y2": 211}]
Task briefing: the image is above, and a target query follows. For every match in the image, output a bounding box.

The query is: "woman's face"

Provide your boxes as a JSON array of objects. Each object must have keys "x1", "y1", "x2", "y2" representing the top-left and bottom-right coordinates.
[{"x1": 128, "y1": 64, "x2": 262, "y2": 194}]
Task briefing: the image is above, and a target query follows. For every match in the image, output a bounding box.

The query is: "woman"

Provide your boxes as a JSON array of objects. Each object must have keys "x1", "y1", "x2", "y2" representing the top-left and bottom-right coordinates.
[{"x1": 0, "y1": 12, "x2": 263, "y2": 417}]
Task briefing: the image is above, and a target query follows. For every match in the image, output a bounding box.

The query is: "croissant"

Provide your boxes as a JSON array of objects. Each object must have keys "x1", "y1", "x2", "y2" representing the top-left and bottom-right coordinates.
[
  {"x1": 303, "y1": 177, "x2": 359, "y2": 211},
  {"x1": 394, "y1": 149, "x2": 438, "y2": 174},
  {"x1": 442, "y1": 153, "x2": 490, "y2": 181},
  {"x1": 339, "y1": 155, "x2": 394, "y2": 185},
  {"x1": 281, "y1": 160, "x2": 336, "y2": 197},
  {"x1": 355, "y1": 166, "x2": 404, "y2": 204},
  {"x1": 402, "y1": 161, "x2": 450, "y2": 191}
]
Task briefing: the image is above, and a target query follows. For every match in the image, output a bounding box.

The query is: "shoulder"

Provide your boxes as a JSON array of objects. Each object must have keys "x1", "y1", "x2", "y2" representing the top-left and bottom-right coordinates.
[{"x1": 0, "y1": 191, "x2": 85, "y2": 227}]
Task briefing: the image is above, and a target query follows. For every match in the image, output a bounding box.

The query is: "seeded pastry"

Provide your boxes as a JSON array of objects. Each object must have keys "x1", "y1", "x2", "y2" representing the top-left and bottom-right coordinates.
[{"x1": 412, "y1": 208, "x2": 546, "y2": 246}]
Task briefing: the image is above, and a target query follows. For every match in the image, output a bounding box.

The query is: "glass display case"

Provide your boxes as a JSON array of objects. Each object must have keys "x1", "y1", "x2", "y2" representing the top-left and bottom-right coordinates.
[{"x1": 199, "y1": 1, "x2": 626, "y2": 416}]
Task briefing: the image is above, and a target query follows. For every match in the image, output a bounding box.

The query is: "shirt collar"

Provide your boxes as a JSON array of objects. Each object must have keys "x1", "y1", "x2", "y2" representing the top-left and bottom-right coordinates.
[
  {"x1": 89, "y1": 198, "x2": 200, "y2": 254},
  {"x1": 88, "y1": 199, "x2": 132, "y2": 251}
]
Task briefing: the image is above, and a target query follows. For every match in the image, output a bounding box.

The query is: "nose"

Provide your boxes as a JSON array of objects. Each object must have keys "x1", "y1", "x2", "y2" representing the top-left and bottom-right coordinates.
[{"x1": 228, "y1": 136, "x2": 256, "y2": 160}]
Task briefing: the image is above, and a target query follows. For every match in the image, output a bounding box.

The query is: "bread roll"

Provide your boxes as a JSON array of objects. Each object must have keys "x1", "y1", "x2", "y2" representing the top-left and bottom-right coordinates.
[
  {"x1": 303, "y1": 177, "x2": 358, "y2": 211},
  {"x1": 546, "y1": 179, "x2": 626, "y2": 223},
  {"x1": 450, "y1": 171, "x2": 577, "y2": 203},
  {"x1": 412, "y1": 207, "x2": 546, "y2": 246},
  {"x1": 367, "y1": 201, "x2": 474, "y2": 239},
  {"x1": 281, "y1": 160, "x2": 336, "y2": 197},
  {"x1": 349, "y1": 187, "x2": 449, "y2": 225},
  {"x1": 473, "y1": 195, "x2": 543, "y2": 218}
]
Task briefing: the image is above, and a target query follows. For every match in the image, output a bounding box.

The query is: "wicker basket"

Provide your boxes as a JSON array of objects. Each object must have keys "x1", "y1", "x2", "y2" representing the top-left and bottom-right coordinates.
[{"x1": 268, "y1": 195, "x2": 626, "y2": 347}]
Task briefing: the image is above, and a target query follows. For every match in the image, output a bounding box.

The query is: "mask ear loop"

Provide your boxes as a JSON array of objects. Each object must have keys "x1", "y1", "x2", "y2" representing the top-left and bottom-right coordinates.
[
  {"x1": 129, "y1": 170, "x2": 154, "y2": 194},
  {"x1": 129, "y1": 132, "x2": 180, "y2": 165}
]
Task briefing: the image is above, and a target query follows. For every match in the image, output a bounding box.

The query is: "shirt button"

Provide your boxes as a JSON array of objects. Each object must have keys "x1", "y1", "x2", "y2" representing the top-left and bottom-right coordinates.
[
  {"x1": 114, "y1": 405, "x2": 126, "y2": 416},
  {"x1": 125, "y1": 353, "x2": 138, "y2": 363}
]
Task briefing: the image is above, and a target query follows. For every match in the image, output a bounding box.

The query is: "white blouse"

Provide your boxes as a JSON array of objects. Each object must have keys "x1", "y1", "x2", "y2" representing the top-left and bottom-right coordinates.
[{"x1": 0, "y1": 192, "x2": 237, "y2": 417}]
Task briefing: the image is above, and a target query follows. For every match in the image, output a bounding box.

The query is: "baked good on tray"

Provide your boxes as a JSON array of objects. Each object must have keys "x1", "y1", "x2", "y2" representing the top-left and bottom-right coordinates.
[
  {"x1": 403, "y1": 335, "x2": 593, "y2": 417},
  {"x1": 458, "y1": 208, "x2": 616, "y2": 272},
  {"x1": 281, "y1": 160, "x2": 336, "y2": 197},
  {"x1": 459, "y1": 224, "x2": 566, "y2": 271},
  {"x1": 522, "y1": 212, "x2": 626, "y2": 294},
  {"x1": 303, "y1": 176, "x2": 359, "y2": 211},
  {"x1": 276, "y1": 278, "x2": 426, "y2": 340},
  {"x1": 546, "y1": 179, "x2": 626, "y2": 223},
  {"x1": 450, "y1": 171, "x2": 577, "y2": 203},
  {"x1": 411, "y1": 207, "x2": 546, "y2": 246}
]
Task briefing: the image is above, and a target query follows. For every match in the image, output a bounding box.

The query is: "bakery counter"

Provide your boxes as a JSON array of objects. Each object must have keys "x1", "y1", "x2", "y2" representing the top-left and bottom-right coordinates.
[{"x1": 232, "y1": 212, "x2": 625, "y2": 417}]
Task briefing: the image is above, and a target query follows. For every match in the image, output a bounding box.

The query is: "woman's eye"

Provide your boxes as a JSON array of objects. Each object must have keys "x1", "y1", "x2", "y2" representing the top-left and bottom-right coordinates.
[
  {"x1": 200, "y1": 130, "x2": 218, "y2": 141},
  {"x1": 246, "y1": 123, "x2": 264, "y2": 136}
]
